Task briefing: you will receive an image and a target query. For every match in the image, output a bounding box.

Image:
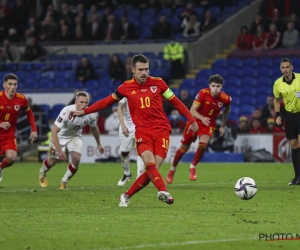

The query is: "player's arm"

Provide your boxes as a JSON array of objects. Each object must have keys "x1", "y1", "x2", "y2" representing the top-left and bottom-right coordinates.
[
  {"x1": 274, "y1": 96, "x2": 282, "y2": 125},
  {"x1": 117, "y1": 101, "x2": 129, "y2": 136},
  {"x1": 25, "y1": 108, "x2": 38, "y2": 143},
  {"x1": 221, "y1": 104, "x2": 231, "y2": 127},
  {"x1": 51, "y1": 124, "x2": 67, "y2": 160},
  {"x1": 90, "y1": 125, "x2": 104, "y2": 154}
]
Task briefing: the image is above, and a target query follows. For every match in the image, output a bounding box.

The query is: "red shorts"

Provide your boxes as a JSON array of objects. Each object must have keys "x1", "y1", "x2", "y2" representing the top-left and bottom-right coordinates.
[
  {"x1": 0, "y1": 136, "x2": 18, "y2": 155},
  {"x1": 135, "y1": 127, "x2": 171, "y2": 159},
  {"x1": 181, "y1": 122, "x2": 215, "y2": 145}
]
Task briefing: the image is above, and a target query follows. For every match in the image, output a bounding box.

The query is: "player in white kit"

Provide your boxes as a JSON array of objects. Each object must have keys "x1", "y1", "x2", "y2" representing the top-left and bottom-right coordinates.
[
  {"x1": 38, "y1": 92, "x2": 104, "y2": 189},
  {"x1": 117, "y1": 97, "x2": 144, "y2": 186}
]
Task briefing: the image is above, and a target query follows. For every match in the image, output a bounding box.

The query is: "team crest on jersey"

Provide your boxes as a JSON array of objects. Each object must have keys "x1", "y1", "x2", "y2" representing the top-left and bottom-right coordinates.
[
  {"x1": 14, "y1": 105, "x2": 20, "y2": 111},
  {"x1": 84, "y1": 120, "x2": 88, "y2": 124},
  {"x1": 218, "y1": 102, "x2": 223, "y2": 108},
  {"x1": 150, "y1": 86, "x2": 157, "y2": 93}
]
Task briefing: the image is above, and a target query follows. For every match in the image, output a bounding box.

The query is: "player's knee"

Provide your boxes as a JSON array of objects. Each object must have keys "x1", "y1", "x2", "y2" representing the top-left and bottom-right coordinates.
[
  {"x1": 121, "y1": 151, "x2": 129, "y2": 157},
  {"x1": 198, "y1": 142, "x2": 207, "y2": 153},
  {"x1": 6, "y1": 156, "x2": 16, "y2": 164}
]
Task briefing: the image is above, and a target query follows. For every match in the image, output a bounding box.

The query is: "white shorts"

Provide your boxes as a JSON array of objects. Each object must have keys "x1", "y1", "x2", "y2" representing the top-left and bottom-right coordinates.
[
  {"x1": 48, "y1": 136, "x2": 82, "y2": 159},
  {"x1": 119, "y1": 129, "x2": 136, "y2": 152}
]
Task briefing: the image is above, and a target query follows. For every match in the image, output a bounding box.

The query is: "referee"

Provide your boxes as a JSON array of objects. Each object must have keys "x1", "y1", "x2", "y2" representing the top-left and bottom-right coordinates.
[{"x1": 273, "y1": 58, "x2": 300, "y2": 185}]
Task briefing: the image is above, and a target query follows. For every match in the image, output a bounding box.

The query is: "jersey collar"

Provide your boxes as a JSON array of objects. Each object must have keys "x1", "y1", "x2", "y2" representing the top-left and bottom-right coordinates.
[{"x1": 283, "y1": 73, "x2": 295, "y2": 85}]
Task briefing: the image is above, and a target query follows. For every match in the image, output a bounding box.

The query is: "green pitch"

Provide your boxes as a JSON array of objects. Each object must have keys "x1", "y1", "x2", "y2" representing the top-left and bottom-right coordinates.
[{"x1": 0, "y1": 162, "x2": 299, "y2": 250}]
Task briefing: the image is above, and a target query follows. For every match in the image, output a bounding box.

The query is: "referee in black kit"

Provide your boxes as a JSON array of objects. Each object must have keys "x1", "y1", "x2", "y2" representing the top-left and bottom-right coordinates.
[{"x1": 273, "y1": 58, "x2": 300, "y2": 185}]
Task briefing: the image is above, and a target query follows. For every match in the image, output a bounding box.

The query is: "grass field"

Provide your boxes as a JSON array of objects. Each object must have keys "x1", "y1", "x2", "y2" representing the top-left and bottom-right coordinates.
[{"x1": 1, "y1": 162, "x2": 300, "y2": 250}]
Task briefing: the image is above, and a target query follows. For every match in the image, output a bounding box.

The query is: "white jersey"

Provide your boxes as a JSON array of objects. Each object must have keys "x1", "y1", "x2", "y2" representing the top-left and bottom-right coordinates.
[
  {"x1": 119, "y1": 97, "x2": 135, "y2": 131},
  {"x1": 54, "y1": 104, "x2": 97, "y2": 140}
]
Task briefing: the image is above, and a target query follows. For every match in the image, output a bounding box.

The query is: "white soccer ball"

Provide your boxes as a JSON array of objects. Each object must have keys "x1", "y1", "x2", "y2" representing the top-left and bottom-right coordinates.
[{"x1": 234, "y1": 177, "x2": 257, "y2": 200}]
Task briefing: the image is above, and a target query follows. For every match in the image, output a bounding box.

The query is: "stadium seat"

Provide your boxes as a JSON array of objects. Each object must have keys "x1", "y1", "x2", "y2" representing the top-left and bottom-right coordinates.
[
  {"x1": 228, "y1": 113, "x2": 239, "y2": 122},
  {"x1": 257, "y1": 76, "x2": 273, "y2": 87},
  {"x1": 257, "y1": 66, "x2": 273, "y2": 77},
  {"x1": 197, "y1": 69, "x2": 211, "y2": 78},
  {"x1": 39, "y1": 79, "x2": 53, "y2": 89},
  {"x1": 242, "y1": 67, "x2": 257, "y2": 77},
  {"x1": 96, "y1": 53, "x2": 110, "y2": 61},
  {"x1": 32, "y1": 63, "x2": 46, "y2": 71},
  {"x1": 239, "y1": 104, "x2": 255, "y2": 115},
  {"x1": 127, "y1": 8, "x2": 140, "y2": 18},
  {"x1": 56, "y1": 62, "x2": 74, "y2": 71},
  {"x1": 230, "y1": 106, "x2": 239, "y2": 115},
  {"x1": 230, "y1": 95, "x2": 240, "y2": 106},
  {"x1": 157, "y1": 8, "x2": 172, "y2": 18},
  {"x1": 212, "y1": 59, "x2": 227, "y2": 68},
  {"x1": 225, "y1": 86, "x2": 241, "y2": 96},
  {"x1": 170, "y1": 88, "x2": 180, "y2": 96},
  {"x1": 240, "y1": 86, "x2": 256, "y2": 96},
  {"x1": 65, "y1": 54, "x2": 80, "y2": 61},
  {"x1": 19, "y1": 63, "x2": 32, "y2": 71},
  {"x1": 84, "y1": 80, "x2": 99, "y2": 88},
  {"x1": 69, "y1": 80, "x2": 83, "y2": 89},
  {"x1": 208, "y1": 6, "x2": 220, "y2": 17},
  {"x1": 143, "y1": 52, "x2": 156, "y2": 59},
  {"x1": 226, "y1": 76, "x2": 241, "y2": 87},
  {"x1": 242, "y1": 77, "x2": 257, "y2": 87},
  {"x1": 23, "y1": 79, "x2": 39, "y2": 89},
  {"x1": 255, "y1": 95, "x2": 267, "y2": 107},
  {"x1": 227, "y1": 59, "x2": 243, "y2": 68},
  {"x1": 49, "y1": 54, "x2": 64, "y2": 61},
  {"x1": 195, "y1": 75, "x2": 208, "y2": 87},
  {"x1": 16, "y1": 71, "x2": 27, "y2": 81},
  {"x1": 52, "y1": 79, "x2": 68, "y2": 89},
  {"x1": 211, "y1": 67, "x2": 227, "y2": 77},
  {"x1": 259, "y1": 58, "x2": 273, "y2": 67},
  {"x1": 5, "y1": 63, "x2": 18, "y2": 71},
  {"x1": 39, "y1": 104, "x2": 51, "y2": 123},
  {"x1": 81, "y1": 53, "x2": 94, "y2": 60},
  {"x1": 227, "y1": 68, "x2": 241, "y2": 77},
  {"x1": 257, "y1": 85, "x2": 272, "y2": 96},
  {"x1": 28, "y1": 71, "x2": 41, "y2": 80},
  {"x1": 243, "y1": 59, "x2": 257, "y2": 67},
  {"x1": 181, "y1": 79, "x2": 195, "y2": 88}
]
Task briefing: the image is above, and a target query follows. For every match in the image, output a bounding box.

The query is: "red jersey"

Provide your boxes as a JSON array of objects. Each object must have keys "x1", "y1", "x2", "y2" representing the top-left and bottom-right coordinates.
[
  {"x1": 193, "y1": 88, "x2": 231, "y2": 127},
  {"x1": 117, "y1": 76, "x2": 172, "y2": 131},
  {"x1": 0, "y1": 91, "x2": 30, "y2": 137}
]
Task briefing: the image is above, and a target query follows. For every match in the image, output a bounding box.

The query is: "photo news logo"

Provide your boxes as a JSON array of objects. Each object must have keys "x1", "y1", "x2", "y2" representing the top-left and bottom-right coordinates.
[{"x1": 259, "y1": 233, "x2": 300, "y2": 241}]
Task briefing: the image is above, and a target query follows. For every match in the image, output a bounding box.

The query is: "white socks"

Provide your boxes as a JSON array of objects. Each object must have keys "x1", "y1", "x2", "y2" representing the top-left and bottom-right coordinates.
[
  {"x1": 136, "y1": 156, "x2": 144, "y2": 178},
  {"x1": 121, "y1": 155, "x2": 131, "y2": 176}
]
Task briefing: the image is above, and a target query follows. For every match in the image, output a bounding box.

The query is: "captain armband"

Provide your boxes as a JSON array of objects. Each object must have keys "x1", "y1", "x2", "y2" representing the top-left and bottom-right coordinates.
[{"x1": 162, "y1": 88, "x2": 174, "y2": 99}]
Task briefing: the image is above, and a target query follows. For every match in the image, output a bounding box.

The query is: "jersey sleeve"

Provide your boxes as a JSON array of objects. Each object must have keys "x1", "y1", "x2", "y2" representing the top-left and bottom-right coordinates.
[
  {"x1": 88, "y1": 113, "x2": 98, "y2": 127},
  {"x1": 22, "y1": 95, "x2": 30, "y2": 111},
  {"x1": 54, "y1": 107, "x2": 68, "y2": 129},
  {"x1": 221, "y1": 92, "x2": 231, "y2": 106},
  {"x1": 119, "y1": 97, "x2": 127, "y2": 104},
  {"x1": 193, "y1": 89, "x2": 206, "y2": 107},
  {"x1": 273, "y1": 81, "x2": 280, "y2": 98}
]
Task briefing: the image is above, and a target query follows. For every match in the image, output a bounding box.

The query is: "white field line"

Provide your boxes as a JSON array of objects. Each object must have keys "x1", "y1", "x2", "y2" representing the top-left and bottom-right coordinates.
[
  {"x1": 0, "y1": 180, "x2": 288, "y2": 193},
  {"x1": 87, "y1": 237, "x2": 256, "y2": 250}
]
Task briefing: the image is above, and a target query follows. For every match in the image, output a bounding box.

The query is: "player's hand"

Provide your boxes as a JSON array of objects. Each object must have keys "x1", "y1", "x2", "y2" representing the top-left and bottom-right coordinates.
[
  {"x1": 69, "y1": 110, "x2": 85, "y2": 121},
  {"x1": 97, "y1": 144, "x2": 104, "y2": 154},
  {"x1": 276, "y1": 116, "x2": 282, "y2": 125},
  {"x1": 187, "y1": 121, "x2": 198, "y2": 134},
  {"x1": 58, "y1": 150, "x2": 67, "y2": 161},
  {"x1": 201, "y1": 117, "x2": 211, "y2": 126},
  {"x1": 219, "y1": 126, "x2": 225, "y2": 137},
  {"x1": 30, "y1": 131, "x2": 38, "y2": 143},
  {"x1": 0, "y1": 121, "x2": 11, "y2": 130},
  {"x1": 121, "y1": 125, "x2": 129, "y2": 137}
]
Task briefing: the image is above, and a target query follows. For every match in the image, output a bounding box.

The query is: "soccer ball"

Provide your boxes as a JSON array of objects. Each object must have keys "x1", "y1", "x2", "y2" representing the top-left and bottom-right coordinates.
[{"x1": 234, "y1": 177, "x2": 257, "y2": 200}]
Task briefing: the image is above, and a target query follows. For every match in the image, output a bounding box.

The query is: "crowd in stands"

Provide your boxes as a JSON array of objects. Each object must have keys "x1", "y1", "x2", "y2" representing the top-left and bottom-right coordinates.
[
  {"x1": 0, "y1": 0, "x2": 237, "y2": 46},
  {"x1": 236, "y1": 0, "x2": 300, "y2": 50}
]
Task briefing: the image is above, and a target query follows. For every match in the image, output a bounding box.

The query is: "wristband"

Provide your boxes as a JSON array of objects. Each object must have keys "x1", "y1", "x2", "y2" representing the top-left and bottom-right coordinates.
[{"x1": 276, "y1": 112, "x2": 281, "y2": 118}]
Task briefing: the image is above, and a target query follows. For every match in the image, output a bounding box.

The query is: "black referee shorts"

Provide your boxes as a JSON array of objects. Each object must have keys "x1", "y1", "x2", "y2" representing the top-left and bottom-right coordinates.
[{"x1": 285, "y1": 111, "x2": 300, "y2": 140}]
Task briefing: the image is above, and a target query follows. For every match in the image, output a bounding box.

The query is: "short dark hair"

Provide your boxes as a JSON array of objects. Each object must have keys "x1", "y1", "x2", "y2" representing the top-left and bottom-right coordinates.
[
  {"x1": 4, "y1": 73, "x2": 18, "y2": 82},
  {"x1": 76, "y1": 91, "x2": 89, "y2": 99},
  {"x1": 209, "y1": 74, "x2": 223, "y2": 85},
  {"x1": 131, "y1": 54, "x2": 149, "y2": 68},
  {"x1": 281, "y1": 58, "x2": 292, "y2": 65}
]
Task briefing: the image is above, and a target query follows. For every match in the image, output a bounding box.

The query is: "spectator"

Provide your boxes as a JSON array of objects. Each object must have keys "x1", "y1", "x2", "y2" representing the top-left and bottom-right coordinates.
[
  {"x1": 75, "y1": 3, "x2": 86, "y2": 24},
  {"x1": 26, "y1": 17, "x2": 40, "y2": 38},
  {"x1": 103, "y1": 14, "x2": 121, "y2": 42},
  {"x1": 73, "y1": 16, "x2": 85, "y2": 37},
  {"x1": 109, "y1": 54, "x2": 126, "y2": 82},
  {"x1": 169, "y1": 109, "x2": 186, "y2": 133},
  {"x1": 24, "y1": 36, "x2": 46, "y2": 61},
  {"x1": 10, "y1": 0, "x2": 28, "y2": 33},
  {"x1": 249, "y1": 118, "x2": 267, "y2": 134},
  {"x1": 179, "y1": 89, "x2": 193, "y2": 109},
  {"x1": 200, "y1": 10, "x2": 217, "y2": 34},
  {"x1": 181, "y1": 13, "x2": 201, "y2": 38},
  {"x1": 7, "y1": 28, "x2": 20, "y2": 43},
  {"x1": 236, "y1": 116, "x2": 249, "y2": 134},
  {"x1": 57, "y1": 24, "x2": 73, "y2": 42},
  {"x1": 120, "y1": 16, "x2": 138, "y2": 41},
  {"x1": 39, "y1": 4, "x2": 59, "y2": 22},
  {"x1": 151, "y1": 15, "x2": 172, "y2": 40},
  {"x1": 236, "y1": 25, "x2": 252, "y2": 50},
  {"x1": 290, "y1": 13, "x2": 300, "y2": 34},
  {"x1": 179, "y1": 2, "x2": 197, "y2": 23},
  {"x1": 0, "y1": 39, "x2": 21, "y2": 62},
  {"x1": 266, "y1": 8, "x2": 286, "y2": 34},
  {"x1": 252, "y1": 25, "x2": 267, "y2": 50},
  {"x1": 261, "y1": 95, "x2": 274, "y2": 126},
  {"x1": 264, "y1": 23, "x2": 281, "y2": 49},
  {"x1": 74, "y1": 28, "x2": 84, "y2": 42},
  {"x1": 250, "y1": 13, "x2": 267, "y2": 35},
  {"x1": 40, "y1": 16, "x2": 57, "y2": 42},
  {"x1": 86, "y1": 4, "x2": 102, "y2": 24},
  {"x1": 266, "y1": 118, "x2": 284, "y2": 133},
  {"x1": 75, "y1": 57, "x2": 98, "y2": 83},
  {"x1": 282, "y1": 21, "x2": 299, "y2": 49},
  {"x1": 86, "y1": 15, "x2": 103, "y2": 40},
  {"x1": 104, "y1": 105, "x2": 119, "y2": 135},
  {"x1": 59, "y1": 3, "x2": 74, "y2": 28},
  {"x1": 163, "y1": 37, "x2": 185, "y2": 79}
]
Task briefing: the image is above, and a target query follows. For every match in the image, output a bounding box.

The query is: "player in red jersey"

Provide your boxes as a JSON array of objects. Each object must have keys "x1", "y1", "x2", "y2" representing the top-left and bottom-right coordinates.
[
  {"x1": 0, "y1": 73, "x2": 38, "y2": 182},
  {"x1": 69, "y1": 54, "x2": 198, "y2": 207},
  {"x1": 166, "y1": 74, "x2": 231, "y2": 184}
]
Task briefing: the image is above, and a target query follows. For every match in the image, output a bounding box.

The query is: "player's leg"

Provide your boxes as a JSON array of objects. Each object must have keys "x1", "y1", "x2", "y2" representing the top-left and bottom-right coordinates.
[
  {"x1": 189, "y1": 134, "x2": 211, "y2": 181},
  {"x1": 60, "y1": 151, "x2": 81, "y2": 189},
  {"x1": 118, "y1": 130, "x2": 134, "y2": 186},
  {"x1": 0, "y1": 137, "x2": 18, "y2": 182},
  {"x1": 60, "y1": 137, "x2": 82, "y2": 189},
  {"x1": 136, "y1": 156, "x2": 144, "y2": 178}
]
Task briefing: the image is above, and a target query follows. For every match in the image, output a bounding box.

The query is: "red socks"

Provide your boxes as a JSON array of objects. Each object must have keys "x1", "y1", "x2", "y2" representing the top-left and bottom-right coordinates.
[
  {"x1": 172, "y1": 146, "x2": 188, "y2": 167},
  {"x1": 0, "y1": 158, "x2": 12, "y2": 169},
  {"x1": 125, "y1": 162, "x2": 167, "y2": 197},
  {"x1": 192, "y1": 142, "x2": 207, "y2": 166}
]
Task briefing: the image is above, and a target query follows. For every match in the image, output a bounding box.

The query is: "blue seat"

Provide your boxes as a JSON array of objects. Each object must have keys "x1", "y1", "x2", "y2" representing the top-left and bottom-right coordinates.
[
  {"x1": 258, "y1": 58, "x2": 273, "y2": 67},
  {"x1": 257, "y1": 76, "x2": 273, "y2": 87},
  {"x1": 197, "y1": 69, "x2": 211, "y2": 78},
  {"x1": 256, "y1": 95, "x2": 267, "y2": 107},
  {"x1": 49, "y1": 54, "x2": 64, "y2": 61},
  {"x1": 114, "y1": 53, "x2": 126, "y2": 62},
  {"x1": 65, "y1": 54, "x2": 80, "y2": 61},
  {"x1": 19, "y1": 63, "x2": 32, "y2": 71},
  {"x1": 157, "y1": 8, "x2": 172, "y2": 17},
  {"x1": 257, "y1": 85, "x2": 272, "y2": 95},
  {"x1": 194, "y1": 7, "x2": 204, "y2": 17},
  {"x1": 243, "y1": 59, "x2": 257, "y2": 67},
  {"x1": 81, "y1": 53, "x2": 94, "y2": 60},
  {"x1": 39, "y1": 104, "x2": 51, "y2": 123},
  {"x1": 127, "y1": 8, "x2": 140, "y2": 18},
  {"x1": 241, "y1": 86, "x2": 256, "y2": 96},
  {"x1": 170, "y1": 88, "x2": 179, "y2": 96},
  {"x1": 96, "y1": 69, "x2": 109, "y2": 78},
  {"x1": 211, "y1": 67, "x2": 227, "y2": 77},
  {"x1": 113, "y1": 8, "x2": 125, "y2": 17},
  {"x1": 23, "y1": 79, "x2": 38, "y2": 89},
  {"x1": 27, "y1": 71, "x2": 41, "y2": 80},
  {"x1": 227, "y1": 68, "x2": 241, "y2": 77},
  {"x1": 226, "y1": 76, "x2": 241, "y2": 87},
  {"x1": 39, "y1": 79, "x2": 53, "y2": 89},
  {"x1": 239, "y1": 105, "x2": 255, "y2": 116},
  {"x1": 229, "y1": 95, "x2": 240, "y2": 106},
  {"x1": 143, "y1": 52, "x2": 156, "y2": 59},
  {"x1": 209, "y1": 6, "x2": 220, "y2": 17},
  {"x1": 32, "y1": 63, "x2": 46, "y2": 71},
  {"x1": 242, "y1": 67, "x2": 257, "y2": 77},
  {"x1": 84, "y1": 80, "x2": 99, "y2": 88},
  {"x1": 149, "y1": 59, "x2": 160, "y2": 69},
  {"x1": 213, "y1": 59, "x2": 227, "y2": 68},
  {"x1": 41, "y1": 71, "x2": 55, "y2": 80},
  {"x1": 230, "y1": 106, "x2": 239, "y2": 115},
  {"x1": 195, "y1": 75, "x2": 208, "y2": 86},
  {"x1": 96, "y1": 53, "x2": 110, "y2": 61},
  {"x1": 5, "y1": 63, "x2": 18, "y2": 71},
  {"x1": 225, "y1": 86, "x2": 241, "y2": 96},
  {"x1": 257, "y1": 66, "x2": 273, "y2": 77},
  {"x1": 51, "y1": 104, "x2": 65, "y2": 112},
  {"x1": 53, "y1": 79, "x2": 68, "y2": 89},
  {"x1": 127, "y1": 52, "x2": 140, "y2": 58},
  {"x1": 16, "y1": 71, "x2": 27, "y2": 81},
  {"x1": 181, "y1": 79, "x2": 195, "y2": 88},
  {"x1": 56, "y1": 62, "x2": 74, "y2": 70},
  {"x1": 69, "y1": 80, "x2": 83, "y2": 89},
  {"x1": 227, "y1": 59, "x2": 243, "y2": 68},
  {"x1": 228, "y1": 113, "x2": 239, "y2": 122},
  {"x1": 242, "y1": 77, "x2": 257, "y2": 87}
]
